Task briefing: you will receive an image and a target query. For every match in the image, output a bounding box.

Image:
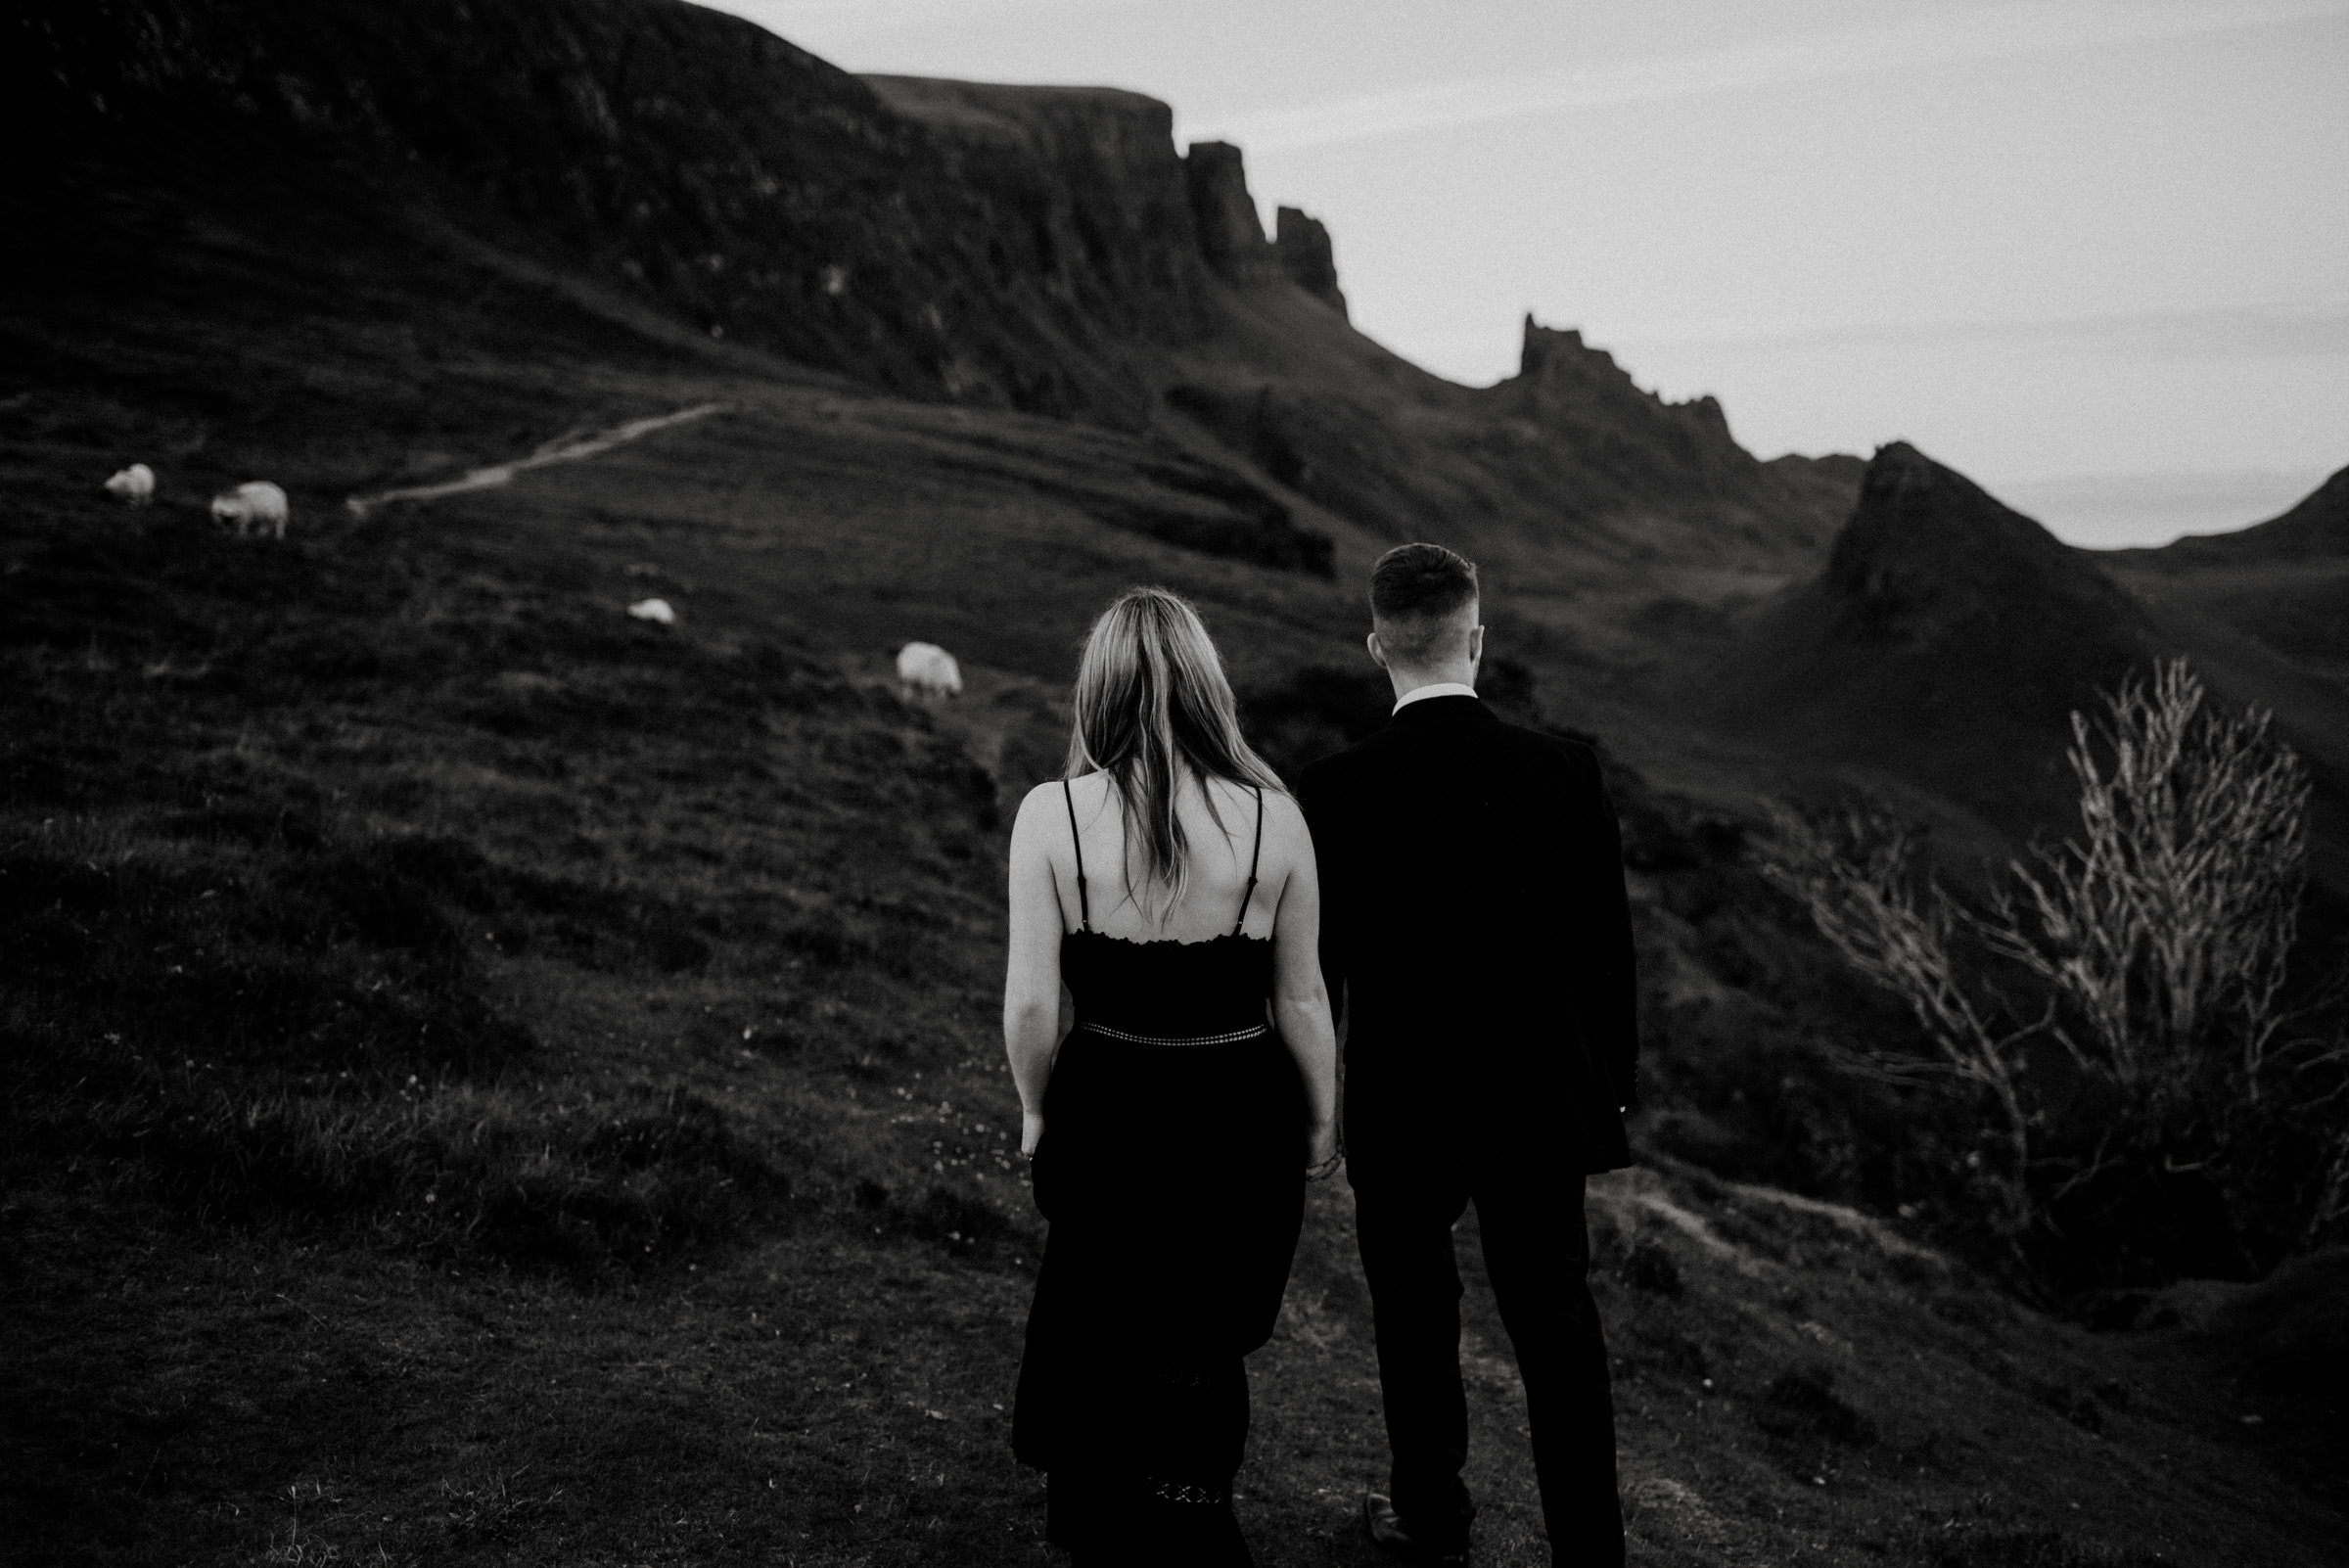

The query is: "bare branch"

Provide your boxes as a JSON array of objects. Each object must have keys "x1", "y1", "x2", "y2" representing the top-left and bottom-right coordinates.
[{"x1": 1758, "y1": 659, "x2": 2328, "y2": 1273}]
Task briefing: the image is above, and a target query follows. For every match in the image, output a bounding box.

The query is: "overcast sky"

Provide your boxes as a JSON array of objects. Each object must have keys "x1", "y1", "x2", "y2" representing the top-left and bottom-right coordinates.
[{"x1": 698, "y1": 0, "x2": 2348, "y2": 546}]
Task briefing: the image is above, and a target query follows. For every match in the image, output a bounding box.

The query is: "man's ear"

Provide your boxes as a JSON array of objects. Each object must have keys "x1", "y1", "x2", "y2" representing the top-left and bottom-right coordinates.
[
  {"x1": 1467, "y1": 624, "x2": 1486, "y2": 670},
  {"x1": 1365, "y1": 630, "x2": 1389, "y2": 670}
]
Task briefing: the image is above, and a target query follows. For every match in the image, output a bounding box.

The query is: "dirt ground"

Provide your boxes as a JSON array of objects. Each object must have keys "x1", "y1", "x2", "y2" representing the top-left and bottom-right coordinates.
[{"x1": 9, "y1": 1158, "x2": 2342, "y2": 1566}]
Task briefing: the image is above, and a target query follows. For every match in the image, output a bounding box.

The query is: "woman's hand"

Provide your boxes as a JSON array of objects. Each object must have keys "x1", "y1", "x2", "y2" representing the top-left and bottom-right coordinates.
[{"x1": 1021, "y1": 1107, "x2": 1046, "y2": 1161}]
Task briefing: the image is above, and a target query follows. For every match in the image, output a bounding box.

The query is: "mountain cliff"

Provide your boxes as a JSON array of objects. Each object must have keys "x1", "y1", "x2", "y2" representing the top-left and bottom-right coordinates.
[
  {"x1": 17, "y1": 0, "x2": 1339, "y2": 427},
  {"x1": 6, "y1": 0, "x2": 1856, "y2": 585}
]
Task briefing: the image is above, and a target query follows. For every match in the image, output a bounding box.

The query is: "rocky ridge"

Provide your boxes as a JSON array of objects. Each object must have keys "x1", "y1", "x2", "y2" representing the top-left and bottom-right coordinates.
[{"x1": 7, "y1": 0, "x2": 1861, "y2": 580}]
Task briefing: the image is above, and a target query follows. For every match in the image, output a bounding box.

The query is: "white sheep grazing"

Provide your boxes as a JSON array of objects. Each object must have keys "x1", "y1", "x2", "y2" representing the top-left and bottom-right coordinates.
[
  {"x1": 210, "y1": 481, "x2": 290, "y2": 538},
  {"x1": 104, "y1": 463, "x2": 156, "y2": 506},
  {"x1": 896, "y1": 641, "x2": 963, "y2": 700},
  {"x1": 626, "y1": 597, "x2": 677, "y2": 625}
]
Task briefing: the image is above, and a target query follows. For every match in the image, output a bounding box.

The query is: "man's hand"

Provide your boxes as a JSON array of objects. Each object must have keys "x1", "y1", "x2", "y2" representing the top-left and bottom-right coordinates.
[
  {"x1": 1021, "y1": 1107, "x2": 1045, "y2": 1160},
  {"x1": 1305, "y1": 1118, "x2": 1339, "y2": 1179}
]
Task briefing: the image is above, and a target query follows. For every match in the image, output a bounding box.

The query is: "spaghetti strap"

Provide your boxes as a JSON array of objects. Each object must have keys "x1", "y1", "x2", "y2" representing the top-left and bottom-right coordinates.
[
  {"x1": 1061, "y1": 778, "x2": 1092, "y2": 932},
  {"x1": 1232, "y1": 785, "x2": 1264, "y2": 937}
]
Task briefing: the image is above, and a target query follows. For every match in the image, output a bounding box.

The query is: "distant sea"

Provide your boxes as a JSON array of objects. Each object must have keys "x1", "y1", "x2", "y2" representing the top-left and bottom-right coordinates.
[{"x1": 1996, "y1": 469, "x2": 2331, "y2": 552}]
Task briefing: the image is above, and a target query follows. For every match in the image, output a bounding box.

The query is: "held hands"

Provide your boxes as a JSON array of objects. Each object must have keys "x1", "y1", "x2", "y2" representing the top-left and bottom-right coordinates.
[
  {"x1": 1020, "y1": 1107, "x2": 1045, "y2": 1161},
  {"x1": 1304, "y1": 1118, "x2": 1340, "y2": 1183}
]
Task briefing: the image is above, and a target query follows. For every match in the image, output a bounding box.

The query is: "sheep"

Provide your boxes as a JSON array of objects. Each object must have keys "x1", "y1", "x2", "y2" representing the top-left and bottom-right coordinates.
[
  {"x1": 896, "y1": 641, "x2": 963, "y2": 701},
  {"x1": 626, "y1": 598, "x2": 677, "y2": 625},
  {"x1": 210, "y1": 481, "x2": 289, "y2": 538},
  {"x1": 104, "y1": 463, "x2": 156, "y2": 506}
]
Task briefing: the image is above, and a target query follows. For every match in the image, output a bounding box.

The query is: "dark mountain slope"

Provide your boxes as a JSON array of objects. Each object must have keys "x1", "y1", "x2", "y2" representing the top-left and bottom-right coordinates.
[
  {"x1": 2101, "y1": 463, "x2": 2349, "y2": 886},
  {"x1": 1678, "y1": 444, "x2": 2349, "y2": 894},
  {"x1": 22, "y1": 0, "x2": 2342, "y2": 874},
  {"x1": 7, "y1": 0, "x2": 1858, "y2": 594},
  {"x1": 10, "y1": 0, "x2": 1217, "y2": 423},
  {"x1": 2104, "y1": 465, "x2": 2349, "y2": 684},
  {"x1": 2155, "y1": 462, "x2": 2349, "y2": 564},
  {"x1": 1157, "y1": 292, "x2": 1851, "y2": 598},
  {"x1": 1692, "y1": 441, "x2": 2163, "y2": 829}
]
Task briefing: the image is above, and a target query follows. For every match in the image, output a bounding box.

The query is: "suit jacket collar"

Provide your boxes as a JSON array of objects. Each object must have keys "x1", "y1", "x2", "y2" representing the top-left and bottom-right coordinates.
[{"x1": 1385, "y1": 693, "x2": 1495, "y2": 731}]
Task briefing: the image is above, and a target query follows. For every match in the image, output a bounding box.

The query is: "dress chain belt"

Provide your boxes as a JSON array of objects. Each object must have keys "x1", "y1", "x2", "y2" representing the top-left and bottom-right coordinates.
[{"x1": 1077, "y1": 1021, "x2": 1271, "y2": 1047}]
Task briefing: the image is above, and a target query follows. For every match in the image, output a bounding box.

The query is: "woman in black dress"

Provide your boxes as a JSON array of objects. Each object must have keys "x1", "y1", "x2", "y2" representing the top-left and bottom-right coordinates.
[{"x1": 1004, "y1": 587, "x2": 1340, "y2": 1566}]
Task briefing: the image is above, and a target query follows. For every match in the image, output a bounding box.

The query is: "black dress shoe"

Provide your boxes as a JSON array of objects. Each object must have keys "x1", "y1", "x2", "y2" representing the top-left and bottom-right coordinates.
[{"x1": 1363, "y1": 1491, "x2": 1469, "y2": 1565}]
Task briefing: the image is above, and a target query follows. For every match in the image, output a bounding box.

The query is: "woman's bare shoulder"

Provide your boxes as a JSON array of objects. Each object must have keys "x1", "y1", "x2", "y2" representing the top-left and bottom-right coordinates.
[
  {"x1": 1245, "y1": 784, "x2": 1312, "y2": 856},
  {"x1": 1021, "y1": 771, "x2": 1106, "y2": 802},
  {"x1": 1012, "y1": 778, "x2": 1072, "y2": 839}
]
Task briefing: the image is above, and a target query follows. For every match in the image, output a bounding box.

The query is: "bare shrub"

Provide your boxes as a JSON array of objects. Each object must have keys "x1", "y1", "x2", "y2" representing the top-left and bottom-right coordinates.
[
  {"x1": 1985, "y1": 662, "x2": 2307, "y2": 1105},
  {"x1": 1765, "y1": 660, "x2": 2345, "y2": 1284},
  {"x1": 1762, "y1": 802, "x2": 2042, "y2": 1249}
]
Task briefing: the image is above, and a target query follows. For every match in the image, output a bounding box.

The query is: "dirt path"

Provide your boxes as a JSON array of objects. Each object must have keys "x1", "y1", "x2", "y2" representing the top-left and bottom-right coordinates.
[{"x1": 343, "y1": 402, "x2": 730, "y2": 518}]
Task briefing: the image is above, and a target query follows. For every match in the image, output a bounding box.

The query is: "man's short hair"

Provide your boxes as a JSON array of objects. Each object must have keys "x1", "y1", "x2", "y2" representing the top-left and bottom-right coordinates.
[{"x1": 1370, "y1": 543, "x2": 1479, "y2": 668}]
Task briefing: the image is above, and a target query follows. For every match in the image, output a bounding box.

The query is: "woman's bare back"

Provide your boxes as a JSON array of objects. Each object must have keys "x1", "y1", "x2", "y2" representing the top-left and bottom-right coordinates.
[{"x1": 1053, "y1": 769, "x2": 1275, "y2": 944}]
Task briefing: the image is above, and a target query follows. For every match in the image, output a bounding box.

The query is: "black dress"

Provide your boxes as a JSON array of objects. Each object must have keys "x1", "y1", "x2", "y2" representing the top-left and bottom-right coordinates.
[{"x1": 1012, "y1": 782, "x2": 1307, "y2": 1566}]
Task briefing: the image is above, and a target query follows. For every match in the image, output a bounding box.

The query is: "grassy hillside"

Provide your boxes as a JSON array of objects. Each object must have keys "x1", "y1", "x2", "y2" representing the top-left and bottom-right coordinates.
[
  {"x1": 5, "y1": 260, "x2": 2343, "y2": 1562},
  {"x1": 8, "y1": 410, "x2": 2345, "y2": 1566}
]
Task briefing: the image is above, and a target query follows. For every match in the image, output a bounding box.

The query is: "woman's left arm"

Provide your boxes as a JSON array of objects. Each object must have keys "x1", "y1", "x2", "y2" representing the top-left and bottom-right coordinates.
[{"x1": 1267, "y1": 794, "x2": 1340, "y2": 1171}]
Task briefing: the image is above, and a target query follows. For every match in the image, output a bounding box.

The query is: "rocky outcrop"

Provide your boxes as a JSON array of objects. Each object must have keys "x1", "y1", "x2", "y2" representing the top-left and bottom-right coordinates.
[
  {"x1": 1182, "y1": 140, "x2": 1282, "y2": 285},
  {"x1": 1518, "y1": 320, "x2": 1620, "y2": 387},
  {"x1": 1717, "y1": 441, "x2": 2159, "y2": 826},
  {"x1": 1822, "y1": 442, "x2": 2145, "y2": 648},
  {"x1": 1515, "y1": 319, "x2": 1727, "y2": 437},
  {"x1": 1488, "y1": 316, "x2": 1766, "y2": 502},
  {"x1": 1273, "y1": 208, "x2": 1347, "y2": 316},
  {"x1": 1178, "y1": 144, "x2": 1346, "y2": 306}
]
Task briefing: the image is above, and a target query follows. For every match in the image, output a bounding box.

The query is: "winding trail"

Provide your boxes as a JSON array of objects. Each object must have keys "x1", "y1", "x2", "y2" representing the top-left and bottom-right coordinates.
[{"x1": 345, "y1": 402, "x2": 729, "y2": 518}]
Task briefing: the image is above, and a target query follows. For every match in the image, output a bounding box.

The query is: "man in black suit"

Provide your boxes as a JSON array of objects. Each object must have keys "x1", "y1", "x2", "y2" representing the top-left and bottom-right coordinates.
[{"x1": 1297, "y1": 543, "x2": 1637, "y2": 1567}]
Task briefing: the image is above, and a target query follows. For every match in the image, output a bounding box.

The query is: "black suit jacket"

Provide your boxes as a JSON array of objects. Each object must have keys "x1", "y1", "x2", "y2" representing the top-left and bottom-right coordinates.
[{"x1": 1297, "y1": 695, "x2": 1637, "y2": 1180}]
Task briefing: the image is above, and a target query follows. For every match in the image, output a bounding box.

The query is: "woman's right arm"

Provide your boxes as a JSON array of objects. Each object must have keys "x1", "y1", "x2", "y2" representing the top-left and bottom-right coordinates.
[{"x1": 1003, "y1": 783, "x2": 1068, "y2": 1157}]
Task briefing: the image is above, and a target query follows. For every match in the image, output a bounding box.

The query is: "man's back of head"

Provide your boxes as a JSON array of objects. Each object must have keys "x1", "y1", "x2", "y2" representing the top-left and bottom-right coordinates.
[{"x1": 1369, "y1": 543, "x2": 1481, "y2": 681}]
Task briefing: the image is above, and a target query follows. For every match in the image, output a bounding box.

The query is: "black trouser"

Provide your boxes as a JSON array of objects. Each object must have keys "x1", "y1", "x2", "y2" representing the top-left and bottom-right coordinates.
[{"x1": 1354, "y1": 1164, "x2": 1624, "y2": 1567}]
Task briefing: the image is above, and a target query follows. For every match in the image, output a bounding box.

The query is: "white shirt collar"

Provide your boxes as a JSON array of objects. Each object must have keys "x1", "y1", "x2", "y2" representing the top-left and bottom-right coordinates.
[{"x1": 1392, "y1": 681, "x2": 1479, "y2": 715}]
